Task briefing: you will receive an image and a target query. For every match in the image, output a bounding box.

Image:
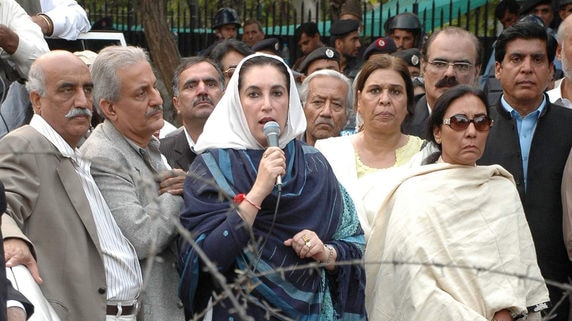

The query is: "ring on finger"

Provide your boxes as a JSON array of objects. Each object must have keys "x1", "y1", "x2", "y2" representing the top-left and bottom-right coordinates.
[
  {"x1": 306, "y1": 241, "x2": 312, "y2": 248},
  {"x1": 302, "y1": 234, "x2": 310, "y2": 242}
]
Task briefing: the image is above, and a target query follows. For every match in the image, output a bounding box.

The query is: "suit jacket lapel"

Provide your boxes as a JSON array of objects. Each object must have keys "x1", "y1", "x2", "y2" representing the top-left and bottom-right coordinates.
[
  {"x1": 173, "y1": 132, "x2": 194, "y2": 171},
  {"x1": 56, "y1": 157, "x2": 102, "y2": 255},
  {"x1": 102, "y1": 120, "x2": 151, "y2": 176}
]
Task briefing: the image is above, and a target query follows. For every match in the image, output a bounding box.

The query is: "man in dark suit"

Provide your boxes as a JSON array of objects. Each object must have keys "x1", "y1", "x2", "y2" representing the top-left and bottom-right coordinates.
[
  {"x1": 160, "y1": 57, "x2": 225, "y2": 171},
  {"x1": 401, "y1": 26, "x2": 482, "y2": 138},
  {"x1": 478, "y1": 21, "x2": 572, "y2": 321}
]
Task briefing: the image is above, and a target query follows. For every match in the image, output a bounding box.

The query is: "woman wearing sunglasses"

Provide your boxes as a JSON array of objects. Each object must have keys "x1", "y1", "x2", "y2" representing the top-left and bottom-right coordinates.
[{"x1": 361, "y1": 85, "x2": 550, "y2": 321}]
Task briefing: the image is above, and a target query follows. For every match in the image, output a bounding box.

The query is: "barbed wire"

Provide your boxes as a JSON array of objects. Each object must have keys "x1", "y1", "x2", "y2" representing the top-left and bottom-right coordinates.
[{"x1": 2, "y1": 147, "x2": 570, "y2": 321}]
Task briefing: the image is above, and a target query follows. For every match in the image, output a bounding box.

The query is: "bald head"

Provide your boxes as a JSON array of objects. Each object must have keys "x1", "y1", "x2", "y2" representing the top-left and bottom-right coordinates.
[
  {"x1": 27, "y1": 50, "x2": 94, "y2": 148},
  {"x1": 27, "y1": 50, "x2": 90, "y2": 97},
  {"x1": 558, "y1": 15, "x2": 572, "y2": 79}
]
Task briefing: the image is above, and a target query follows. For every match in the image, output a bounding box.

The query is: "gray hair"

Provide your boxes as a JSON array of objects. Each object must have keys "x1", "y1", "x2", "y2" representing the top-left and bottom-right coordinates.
[
  {"x1": 90, "y1": 46, "x2": 149, "y2": 116},
  {"x1": 172, "y1": 56, "x2": 225, "y2": 97},
  {"x1": 558, "y1": 16, "x2": 572, "y2": 44},
  {"x1": 26, "y1": 62, "x2": 46, "y2": 96},
  {"x1": 299, "y1": 69, "x2": 353, "y2": 116}
]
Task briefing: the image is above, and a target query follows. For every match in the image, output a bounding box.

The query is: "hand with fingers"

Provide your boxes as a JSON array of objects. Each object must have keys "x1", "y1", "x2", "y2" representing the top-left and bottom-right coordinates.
[
  {"x1": 4, "y1": 238, "x2": 42, "y2": 284},
  {"x1": 283, "y1": 229, "x2": 336, "y2": 270}
]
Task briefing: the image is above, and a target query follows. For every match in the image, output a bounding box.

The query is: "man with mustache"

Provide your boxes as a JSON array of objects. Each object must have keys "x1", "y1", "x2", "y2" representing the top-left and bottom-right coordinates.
[
  {"x1": 478, "y1": 21, "x2": 572, "y2": 321},
  {"x1": 80, "y1": 46, "x2": 186, "y2": 321},
  {"x1": 401, "y1": 26, "x2": 482, "y2": 139},
  {"x1": 160, "y1": 57, "x2": 225, "y2": 170},
  {"x1": 0, "y1": 50, "x2": 143, "y2": 320},
  {"x1": 300, "y1": 69, "x2": 351, "y2": 146}
]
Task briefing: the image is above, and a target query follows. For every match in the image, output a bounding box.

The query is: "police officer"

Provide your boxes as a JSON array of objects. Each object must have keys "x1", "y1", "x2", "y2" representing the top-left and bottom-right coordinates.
[
  {"x1": 212, "y1": 8, "x2": 240, "y2": 41},
  {"x1": 387, "y1": 12, "x2": 423, "y2": 50},
  {"x1": 199, "y1": 8, "x2": 241, "y2": 57},
  {"x1": 329, "y1": 19, "x2": 362, "y2": 80}
]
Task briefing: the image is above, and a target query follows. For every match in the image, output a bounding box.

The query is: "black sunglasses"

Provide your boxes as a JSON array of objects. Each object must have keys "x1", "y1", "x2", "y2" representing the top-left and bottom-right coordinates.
[{"x1": 443, "y1": 114, "x2": 493, "y2": 131}]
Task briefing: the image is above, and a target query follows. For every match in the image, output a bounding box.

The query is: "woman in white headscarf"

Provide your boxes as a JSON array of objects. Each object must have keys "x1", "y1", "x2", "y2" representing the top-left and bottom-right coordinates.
[{"x1": 177, "y1": 53, "x2": 367, "y2": 321}]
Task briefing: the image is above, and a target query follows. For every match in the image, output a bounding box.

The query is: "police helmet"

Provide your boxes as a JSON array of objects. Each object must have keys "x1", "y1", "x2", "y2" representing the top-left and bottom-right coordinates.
[
  {"x1": 388, "y1": 12, "x2": 422, "y2": 32},
  {"x1": 212, "y1": 8, "x2": 240, "y2": 30}
]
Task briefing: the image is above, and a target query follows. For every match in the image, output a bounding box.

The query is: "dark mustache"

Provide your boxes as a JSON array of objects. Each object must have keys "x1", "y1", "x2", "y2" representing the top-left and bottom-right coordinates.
[
  {"x1": 65, "y1": 107, "x2": 92, "y2": 119},
  {"x1": 193, "y1": 95, "x2": 214, "y2": 107},
  {"x1": 435, "y1": 76, "x2": 459, "y2": 88},
  {"x1": 145, "y1": 105, "x2": 163, "y2": 117}
]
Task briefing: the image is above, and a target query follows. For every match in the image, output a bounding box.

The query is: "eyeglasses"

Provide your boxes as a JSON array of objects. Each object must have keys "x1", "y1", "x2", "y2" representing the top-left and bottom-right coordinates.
[
  {"x1": 427, "y1": 59, "x2": 474, "y2": 73},
  {"x1": 223, "y1": 66, "x2": 236, "y2": 78},
  {"x1": 443, "y1": 114, "x2": 493, "y2": 131}
]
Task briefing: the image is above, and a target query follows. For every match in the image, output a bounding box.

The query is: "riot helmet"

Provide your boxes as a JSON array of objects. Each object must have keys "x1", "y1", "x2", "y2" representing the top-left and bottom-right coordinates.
[{"x1": 212, "y1": 8, "x2": 240, "y2": 30}]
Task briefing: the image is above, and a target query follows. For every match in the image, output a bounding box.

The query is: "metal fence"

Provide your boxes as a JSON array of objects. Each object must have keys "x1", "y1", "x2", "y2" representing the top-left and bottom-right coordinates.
[{"x1": 79, "y1": 0, "x2": 499, "y2": 63}]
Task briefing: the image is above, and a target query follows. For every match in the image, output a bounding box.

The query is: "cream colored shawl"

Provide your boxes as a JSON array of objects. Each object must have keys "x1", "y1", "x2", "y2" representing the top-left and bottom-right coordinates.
[{"x1": 363, "y1": 163, "x2": 549, "y2": 321}]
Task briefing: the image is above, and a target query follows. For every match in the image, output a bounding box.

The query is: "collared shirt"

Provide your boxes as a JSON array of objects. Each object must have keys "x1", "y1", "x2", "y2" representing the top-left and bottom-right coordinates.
[
  {"x1": 183, "y1": 127, "x2": 196, "y2": 151},
  {"x1": 30, "y1": 114, "x2": 142, "y2": 301},
  {"x1": 547, "y1": 77, "x2": 572, "y2": 109},
  {"x1": 125, "y1": 135, "x2": 167, "y2": 173},
  {"x1": 500, "y1": 95, "x2": 546, "y2": 190}
]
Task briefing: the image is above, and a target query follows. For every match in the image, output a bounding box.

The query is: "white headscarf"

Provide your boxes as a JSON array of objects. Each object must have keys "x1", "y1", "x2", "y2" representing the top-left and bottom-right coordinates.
[{"x1": 193, "y1": 53, "x2": 307, "y2": 153}]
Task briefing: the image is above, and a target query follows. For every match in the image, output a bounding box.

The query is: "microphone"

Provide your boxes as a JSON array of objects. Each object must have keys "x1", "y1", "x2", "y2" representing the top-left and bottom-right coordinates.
[{"x1": 263, "y1": 121, "x2": 282, "y2": 190}]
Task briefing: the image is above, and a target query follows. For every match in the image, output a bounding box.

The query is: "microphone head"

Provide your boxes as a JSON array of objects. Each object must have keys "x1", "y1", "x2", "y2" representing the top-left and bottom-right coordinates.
[
  {"x1": 263, "y1": 121, "x2": 280, "y2": 147},
  {"x1": 263, "y1": 121, "x2": 280, "y2": 137}
]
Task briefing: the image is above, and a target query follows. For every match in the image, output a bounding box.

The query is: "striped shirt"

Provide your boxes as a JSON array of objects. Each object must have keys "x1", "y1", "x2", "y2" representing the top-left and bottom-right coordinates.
[{"x1": 30, "y1": 115, "x2": 142, "y2": 301}]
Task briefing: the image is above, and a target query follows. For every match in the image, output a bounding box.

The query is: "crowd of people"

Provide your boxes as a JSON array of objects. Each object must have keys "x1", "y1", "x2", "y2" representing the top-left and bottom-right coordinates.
[{"x1": 0, "y1": 0, "x2": 571, "y2": 320}]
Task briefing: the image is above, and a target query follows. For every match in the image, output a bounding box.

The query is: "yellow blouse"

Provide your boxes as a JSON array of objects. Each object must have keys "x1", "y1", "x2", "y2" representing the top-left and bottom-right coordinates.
[{"x1": 356, "y1": 135, "x2": 425, "y2": 178}]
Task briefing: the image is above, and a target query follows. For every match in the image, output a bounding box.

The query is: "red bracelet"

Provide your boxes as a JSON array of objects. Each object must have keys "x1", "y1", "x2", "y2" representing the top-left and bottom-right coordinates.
[{"x1": 234, "y1": 193, "x2": 261, "y2": 210}]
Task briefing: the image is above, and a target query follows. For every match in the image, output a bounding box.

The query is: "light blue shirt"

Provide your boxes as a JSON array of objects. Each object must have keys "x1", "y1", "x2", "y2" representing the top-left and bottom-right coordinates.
[{"x1": 500, "y1": 95, "x2": 547, "y2": 190}]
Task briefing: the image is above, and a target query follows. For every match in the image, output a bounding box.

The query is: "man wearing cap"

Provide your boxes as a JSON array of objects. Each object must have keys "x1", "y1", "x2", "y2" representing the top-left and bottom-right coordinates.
[
  {"x1": 300, "y1": 69, "x2": 352, "y2": 146},
  {"x1": 391, "y1": 48, "x2": 424, "y2": 98},
  {"x1": 251, "y1": 38, "x2": 281, "y2": 56},
  {"x1": 387, "y1": 12, "x2": 423, "y2": 50},
  {"x1": 329, "y1": 19, "x2": 362, "y2": 80},
  {"x1": 298, "y1": 46, "x2": 341, "y2": 76},
  {"x1": 391, "y1": 48, "x2": 422, "y2": 77},
  {"x1": 363, "y1": 37, "x2": 397, "y2": 61},
  {"x1": 212, "y1": 8, "x2": 240, "y2": 41},
  {"x1": 199, "y1": 8, "x2": 241, "y2": 56},
  {"x1": 521, "y1": 0, "x2": 556, "y2": 27}
]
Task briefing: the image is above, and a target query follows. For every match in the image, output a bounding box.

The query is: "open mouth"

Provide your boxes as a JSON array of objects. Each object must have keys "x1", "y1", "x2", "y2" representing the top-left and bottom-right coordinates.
[{"x1": 259, "y1": 117, "x2": 275, "y2": 125}]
